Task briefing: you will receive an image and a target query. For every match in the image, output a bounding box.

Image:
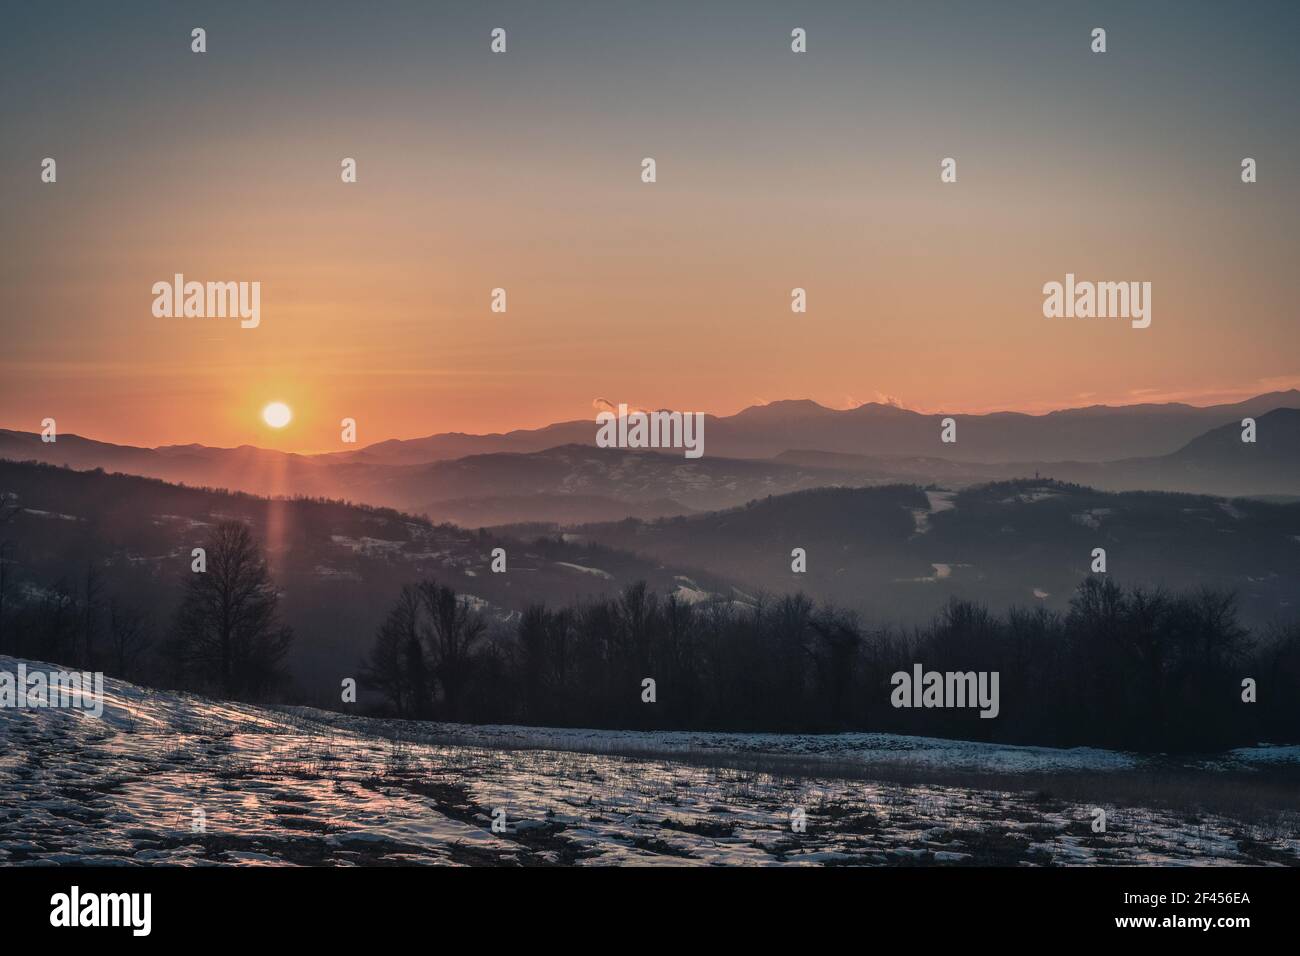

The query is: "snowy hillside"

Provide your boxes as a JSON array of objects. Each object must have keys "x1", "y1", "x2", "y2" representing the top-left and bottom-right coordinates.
[{"x1": 2, "y1": 658, "x2": 1297, "y2": 866}]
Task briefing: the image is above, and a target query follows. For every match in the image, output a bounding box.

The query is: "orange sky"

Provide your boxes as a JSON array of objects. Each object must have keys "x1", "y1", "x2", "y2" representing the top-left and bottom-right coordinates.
[{"x1": 3, "y1": 2, "x2": 1297, "y2": 453}]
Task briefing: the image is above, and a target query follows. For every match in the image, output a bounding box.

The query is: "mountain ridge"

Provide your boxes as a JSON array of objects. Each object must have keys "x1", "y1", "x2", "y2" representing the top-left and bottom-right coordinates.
[{"x1": 3, "y1": 394, "x2": 1298, "y2": 523}]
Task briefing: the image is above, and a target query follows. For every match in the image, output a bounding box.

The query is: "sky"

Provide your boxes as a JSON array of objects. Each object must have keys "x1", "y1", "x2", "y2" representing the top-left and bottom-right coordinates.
[{"x1": 2, "y1": 1, "x2": 1297, "y2": 452}]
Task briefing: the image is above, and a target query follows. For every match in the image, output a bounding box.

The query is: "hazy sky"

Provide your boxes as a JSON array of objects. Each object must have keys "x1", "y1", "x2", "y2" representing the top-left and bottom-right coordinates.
[{"x1": 2, "y1": 1, "x2": 1297, "y2": 451}]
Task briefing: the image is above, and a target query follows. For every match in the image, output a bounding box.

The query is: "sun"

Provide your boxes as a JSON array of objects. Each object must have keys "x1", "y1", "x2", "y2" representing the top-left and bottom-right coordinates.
[{"x1": 262, "y1": 401, "x2": 292, "y2": 428}]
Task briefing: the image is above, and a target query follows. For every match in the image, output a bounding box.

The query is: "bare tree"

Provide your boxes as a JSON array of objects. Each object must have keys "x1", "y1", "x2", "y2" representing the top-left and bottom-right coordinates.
[
  {"x1": 361, "y1": 584, "x2": 428, "y2": 716},
  {"x1": 418, "y1": 580, "x2": 485, "y2": 720},
  {"x1": 170, "y1": 521, "x2": 293, "y2": 698},
  {"x1": 108, "y1": 598, "x2": 153, "y2": 681}
]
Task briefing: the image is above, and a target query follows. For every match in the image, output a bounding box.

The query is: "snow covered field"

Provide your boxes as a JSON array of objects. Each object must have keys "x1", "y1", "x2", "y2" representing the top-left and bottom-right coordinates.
[
  {"x1": 2, "y1": 658, "x2": 1297, "y2": 867},
  {"x1": 295, "y1": 713, "x2": 1146, "y2": 773}
]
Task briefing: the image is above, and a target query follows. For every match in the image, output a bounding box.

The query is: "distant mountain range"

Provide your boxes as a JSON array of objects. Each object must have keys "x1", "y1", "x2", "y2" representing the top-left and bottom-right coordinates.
[
  {"x1": 776, "y1": 408, "x2": 1300, "y2": 500},
  {"x1": 320, "y1": 389, "x2": 1300, "y2": 464},
  {"x1": 1021, "y1": 408, "x2": 1300, "y2": 498},
  {"x1": 2, "y1": 392, "x2": 1297, "y2": 524}
]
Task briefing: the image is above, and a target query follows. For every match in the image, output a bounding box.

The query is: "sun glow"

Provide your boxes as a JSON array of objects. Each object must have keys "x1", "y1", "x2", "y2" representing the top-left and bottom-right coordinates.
[{"x1": 262, "y1": 402, "x2": 292, "y2": 428}]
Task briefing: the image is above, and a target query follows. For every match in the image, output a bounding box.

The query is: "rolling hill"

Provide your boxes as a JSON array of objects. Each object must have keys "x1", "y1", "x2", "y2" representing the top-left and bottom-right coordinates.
[
  {"x1": 0, "y1": 460, "x2": 737, "y2": 691},
  {"x1": 573, "y1": 478, "x2": 1300, "y2": 628}
]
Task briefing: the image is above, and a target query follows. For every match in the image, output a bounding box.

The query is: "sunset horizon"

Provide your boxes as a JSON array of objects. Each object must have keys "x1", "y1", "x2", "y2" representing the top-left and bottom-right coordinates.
[
  {"x1": 5, "y1": 2, "x2": 1297, "y2": 454},
  {"x1": 5, "y1": 379, "x2": 1300, "y2": 454},
  {"x1": 3, "y1": 0, "x2": 1298, "y2": 920}
]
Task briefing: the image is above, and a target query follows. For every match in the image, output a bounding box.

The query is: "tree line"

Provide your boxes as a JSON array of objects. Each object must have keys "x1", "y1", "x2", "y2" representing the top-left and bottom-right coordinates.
[
  {"x1": 361, "y1": 575, "x2": 1300, "y2": 752},
  {"x1": 4, "y1": 495, "x2": 1297, "y2": 751}
]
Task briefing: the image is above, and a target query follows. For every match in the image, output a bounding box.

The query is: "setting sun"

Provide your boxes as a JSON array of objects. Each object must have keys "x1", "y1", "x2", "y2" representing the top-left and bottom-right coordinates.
[{"x1": 262, "y1": 402, "x2": 292, "y2": 428}]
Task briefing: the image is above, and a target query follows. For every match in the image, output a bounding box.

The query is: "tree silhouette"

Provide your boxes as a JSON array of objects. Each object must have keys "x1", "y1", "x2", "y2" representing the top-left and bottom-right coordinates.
[
  {"x1": 417, "y1": 580, "x2": 485, "y2": 720},
  {"x1": 361, "y1": 584, "x2": 428, "y2": 717},
  {"x1": 169, "y1": 521, "x2": 293, "y2": 698},
  {"x1": 108, "y1": 598, "x2": 152, "y2": 681}
]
